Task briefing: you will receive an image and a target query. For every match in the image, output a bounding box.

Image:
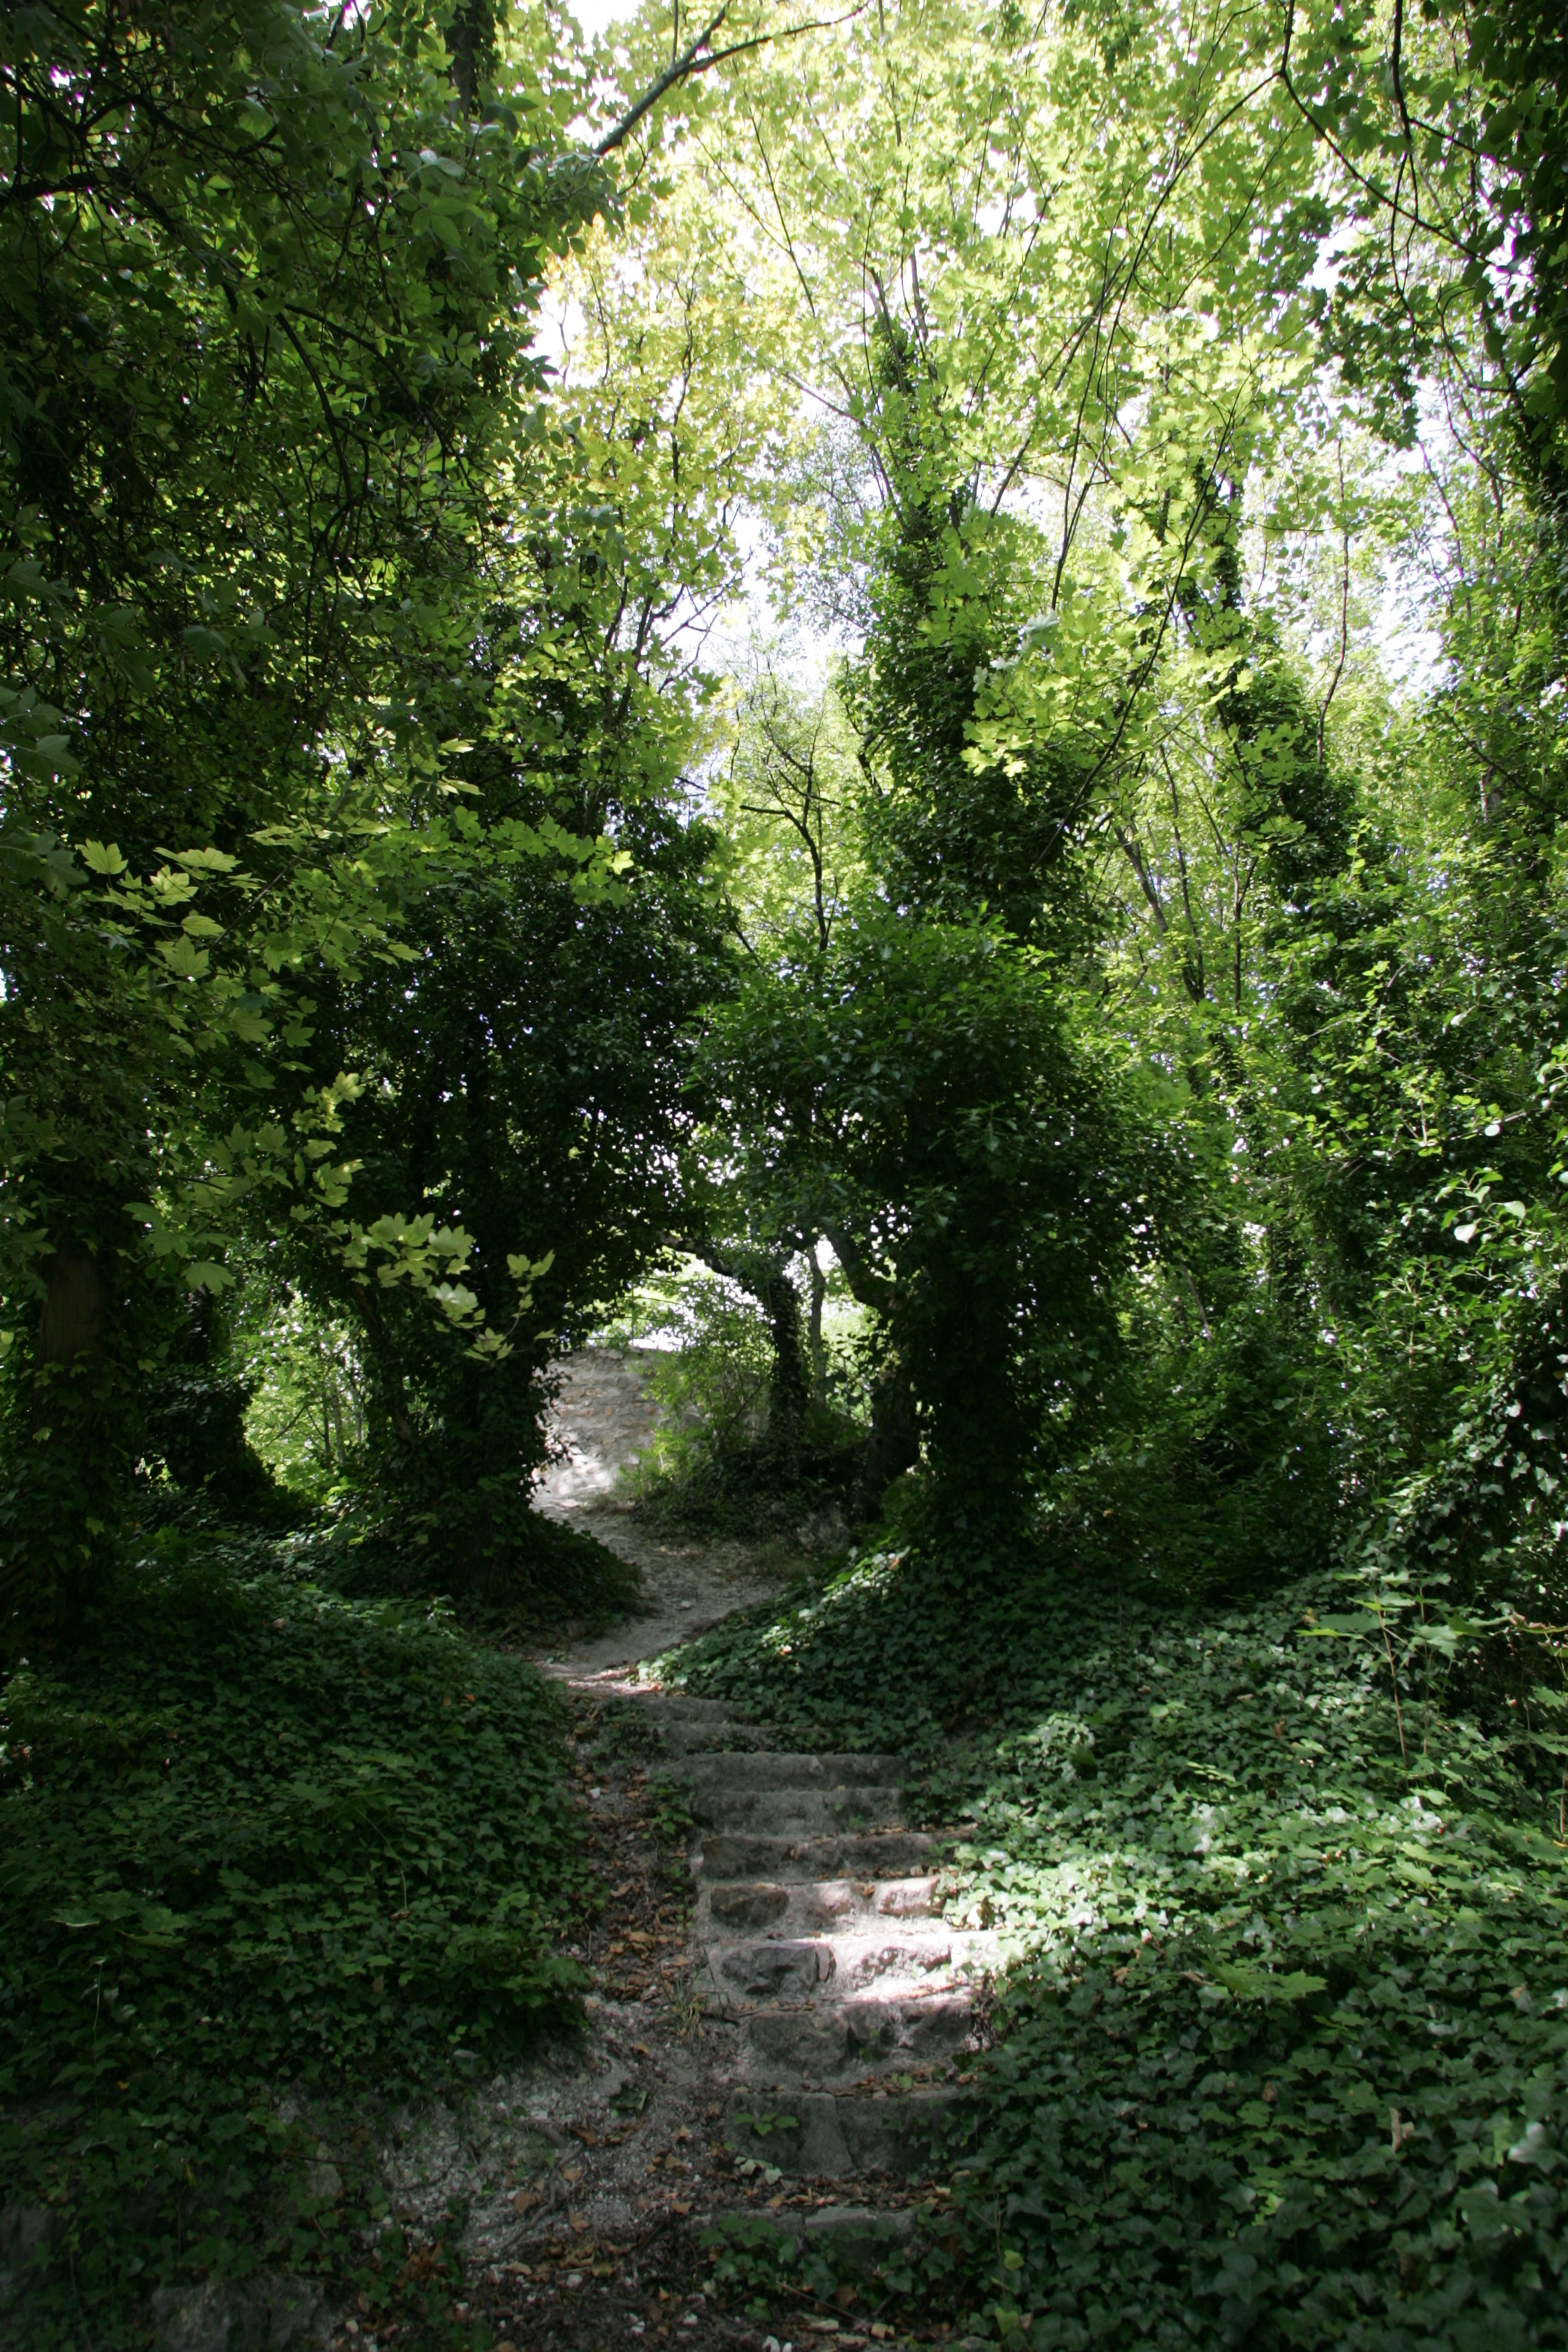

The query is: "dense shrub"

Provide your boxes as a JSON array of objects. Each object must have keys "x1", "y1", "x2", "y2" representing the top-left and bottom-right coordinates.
[
  {"x1": 614, "y1": 1271, "x2": 868, "y2": 1542},
  {"x1": 142, "y1": 1366, "x2": 299, "y2": 1524},
  {"x1": 324, "y1": 1467, "x2": 644, "y2": 1630}
]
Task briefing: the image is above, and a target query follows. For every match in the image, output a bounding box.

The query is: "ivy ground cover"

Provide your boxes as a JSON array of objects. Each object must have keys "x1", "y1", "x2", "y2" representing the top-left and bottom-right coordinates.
[
  {"x1": 0, "y1": 1526, "x2": 584, "y2": 2347},
  {"x1": 669, "y1": 1549, "x2": 1568, "y2": 2348}
]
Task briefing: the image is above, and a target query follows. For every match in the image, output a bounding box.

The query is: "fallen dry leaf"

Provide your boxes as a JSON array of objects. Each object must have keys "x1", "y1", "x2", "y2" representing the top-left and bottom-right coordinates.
[
  {"x1": 510, "y1": 2190, "x2": 540, "y2": 2215},
  {"x1": 568, "y1": 2208, "x2": 588, "y2": 2232}
]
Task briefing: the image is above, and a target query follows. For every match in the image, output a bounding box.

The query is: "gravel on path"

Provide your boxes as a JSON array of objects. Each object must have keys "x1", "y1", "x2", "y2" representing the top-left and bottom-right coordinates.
[{"x1": 531, "y1": 1347, "x2": 807, "y2": 1677}]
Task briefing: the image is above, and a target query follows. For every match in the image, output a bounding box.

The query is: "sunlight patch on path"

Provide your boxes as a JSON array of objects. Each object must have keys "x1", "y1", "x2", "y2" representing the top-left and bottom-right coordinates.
[{"x1": 533, "y1": 1346, "x2": 803, "y2": 1679}]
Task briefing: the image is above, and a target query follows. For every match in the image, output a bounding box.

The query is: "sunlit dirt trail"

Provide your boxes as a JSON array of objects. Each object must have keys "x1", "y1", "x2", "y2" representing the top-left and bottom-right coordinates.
[{"x1": 532, "y1": 1346, "x2": 805, "y2": 1674}]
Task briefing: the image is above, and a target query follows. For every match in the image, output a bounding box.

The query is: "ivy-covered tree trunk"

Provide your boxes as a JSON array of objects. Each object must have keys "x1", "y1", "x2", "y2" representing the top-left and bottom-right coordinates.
[
  {"x1": 859, "y1": 1353, "x2": 919, "y2": 1509},
  {"x1": 818, "y1": 1226, "x2": 922, "y2": 1510},
  {"x1": 1, "y1": 1234, "x2": 131, "y2": 1649},
  {"x1": 684, "y1": 1240, "x2": 811, "y2": 1469},
  {"x1": 750, "y1": 1258, "x2": 810, "y2": 1470},
  {"x1": 350, "y1": 1282, "x2": 416, "y2": 1447},
  {"x1": 807, "y1": 1242, "x2": 828, "y2": 1408},
  {"x1": 33, "y1": 1236, "x2": 107, "y2": 1409}
]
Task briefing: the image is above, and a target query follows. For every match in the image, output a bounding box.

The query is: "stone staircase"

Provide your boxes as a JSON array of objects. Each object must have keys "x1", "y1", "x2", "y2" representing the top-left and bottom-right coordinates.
[{"x1": 632, "y1": 1689, "x2": 995, "y2": 2184}]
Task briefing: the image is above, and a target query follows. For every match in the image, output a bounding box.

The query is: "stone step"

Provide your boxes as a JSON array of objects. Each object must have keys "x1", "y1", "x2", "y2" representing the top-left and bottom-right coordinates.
[
  {"x1": 594, "y1": 1694, "x2": 775, "y2": 1755},
  {"x1": 769, "y1": 2204, "x2": 918, "y2": 2267},
  {"x1": 712, "y1": 1937, "x2": 836, "y2": 1999},
  {"x1": 638, "y1": 1694, "x2": 734, "y2": 1722},
  {"x1": 676, "y1": 1751, "x2": 905, "y2": 1793},
  {"x1": 705, "y1": 1928, "x2": 997, "y2": 2004},
  {"x1": 726, "y1": 2086, "x2": 977, "y2": 2177},
  {"x1": 696, "y1": 1830, "x2": 940, "y2": 1883},
  {"x1": 734, "y1": 1992, "x2": 981, "y2": 2085},
  {"x1": 688, "y1": 1784, "x2": 906, "y2": 1836},
  {"x1": 655, "y1": 1718, "x2": 777, "y2": 1755},
  {"x1": 699, "y1": 2202, "x2": 918, "y2": 2273},
  {"x1": 699, "y1": 1874, "x2": 940, "y2": 1937}
]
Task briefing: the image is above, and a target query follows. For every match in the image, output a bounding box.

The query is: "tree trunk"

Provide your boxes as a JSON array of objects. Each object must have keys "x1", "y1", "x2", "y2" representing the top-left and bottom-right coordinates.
[
  {"x1": 668, "y1": 1234, "x2": 812, "y2": 1465},
  {"x1": 817, "y1": 1225, "x2": 920, "y2": 1508},
  {"x1": 750, "y1": 1259, "x2": 810, "y2": 1466},
  {"x1": 859, "y1": 1352, "x2": 919, "y2": 1510},
  {"x1": 350, "y1": 1281, "x2": 415, "y2": 1445},
  {"x1": 33, "y1": 1235, "x2": 107, "y2": 1428},
  {"x1": 808, "y1": 1240, "x2": 827, "y2": 1408},
  {"x1": 3, "y1": 1234, "x2": 119, "y2": 1635},
  {"x1": 447, "y1": 0, "x2": 491, "y2": 111}
]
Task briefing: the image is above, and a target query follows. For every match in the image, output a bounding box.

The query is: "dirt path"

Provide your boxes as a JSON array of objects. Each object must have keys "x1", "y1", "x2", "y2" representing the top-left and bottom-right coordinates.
[
  {"x1": 310, "y1": 1356, "x2": 989, "y2": 2352},
  {"x1": 372, "y1": 1704, "x2": 989, "y2": 2352},
  {"x1": 532, "y1": 1347, "x2": 807, "y2": 1675}
]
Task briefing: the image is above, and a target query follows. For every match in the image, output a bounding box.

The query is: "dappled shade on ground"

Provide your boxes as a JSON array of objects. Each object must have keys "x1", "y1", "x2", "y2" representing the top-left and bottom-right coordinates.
[{"x1": 664, "y1": 1545, "x2": 1568, "y2": 2349}]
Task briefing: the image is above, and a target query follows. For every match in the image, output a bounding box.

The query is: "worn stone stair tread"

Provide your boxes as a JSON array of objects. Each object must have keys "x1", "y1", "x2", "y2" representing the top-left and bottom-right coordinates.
[
  {"x1": 656, "y1": 1720, "x2": 777, "y2": 1755},
  {"x1": 700, "y1": 1873, "x2": 941, "y2": 1935},
  {"x1": 627, "y1": 1703, "x2": 985, "y2": 2187},
  {"x1": 689, "y1": 1786, "x2": 908, "y2": 1835},
  {"x1": 633, "y1": 1694, "x2": 734, "y2": 1720},
  {"x1": 726, "y1": 2085, "x2": 977, "y2": 2177},
  {"x1": 701, "y1": 2202, "x2": 920, "y2": 2269},
  {"x1": 609, "y1": 1692, "x2": 778, "y2": 1751},
  {"x1": 736, "y1": 1992, "x2": 982, "y2": 2084},
  {"x1": 676, "y1": 1751, "x2": 907, "y2": 1791},
  {"x1": 727, "y1": 2202, "x2": 920, "y2": 2258},
  {"x1": 697, "y1": 1830, "x2": 941, "y2": 1883},
  {"x1": 706, "y1": 1928, "x2": 997, "y2": 2004}
]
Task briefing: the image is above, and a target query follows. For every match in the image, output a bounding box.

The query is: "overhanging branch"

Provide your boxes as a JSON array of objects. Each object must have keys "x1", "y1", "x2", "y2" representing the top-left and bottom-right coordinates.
[{"x1": 593, "y1": 3, "x2": 867, "y2": 156}]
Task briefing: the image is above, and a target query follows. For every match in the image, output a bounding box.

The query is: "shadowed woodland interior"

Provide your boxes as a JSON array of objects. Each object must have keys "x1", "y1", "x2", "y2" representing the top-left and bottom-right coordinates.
[{"x1": 4, "y1": 0, "x2": 1568, "y2": 2343}]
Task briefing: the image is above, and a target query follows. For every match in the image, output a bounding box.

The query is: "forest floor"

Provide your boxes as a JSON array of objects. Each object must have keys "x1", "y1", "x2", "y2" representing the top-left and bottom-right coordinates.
[{"x1": 16, "y1": 1360, "x2": 1556, "y2": 2351}]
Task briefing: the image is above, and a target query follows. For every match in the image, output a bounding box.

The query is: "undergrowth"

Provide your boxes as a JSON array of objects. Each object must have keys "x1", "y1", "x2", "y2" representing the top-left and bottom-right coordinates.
[
  {"x1": 317, "y1": 1493, "x2": 645, "y2": 1638},
  {"x1": 628, "y1": 1436, "x2": 862, "y2": 1547},
  {"x1": 0, "y1": 1521, "x2": 585, "y2": 2348},
  {"x1": 607, "y1": 1271, "x2": 868, "y2": 1546},
  {"x1": 662, "y1": 1543, "x2": 1568, "y2": 2349}
]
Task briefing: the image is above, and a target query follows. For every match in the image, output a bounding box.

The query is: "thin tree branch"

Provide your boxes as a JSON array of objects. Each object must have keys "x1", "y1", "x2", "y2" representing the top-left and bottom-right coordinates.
[
  {"x1": 1318, "y1": 449, "x2": 1352, "y2": 772},
  {"x1": 594, "y1": 5, "x2": 867, "y2": 157}
]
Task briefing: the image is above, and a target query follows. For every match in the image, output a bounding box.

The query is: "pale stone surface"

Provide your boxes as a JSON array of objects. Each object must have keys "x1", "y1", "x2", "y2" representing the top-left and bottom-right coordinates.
[
  {"x1": 530, "y1": 1346, "x2": 805, "y2": 1674},
  {"x1": 367, "y1": 1352, "x2": 991, "y2": 2323},
  {"x1": 534, "y1": 1345, "x2": 663, "y2": 1512},
  {"x1": 149, "y1": 2271, "x2": 330, "y2": 2352}
]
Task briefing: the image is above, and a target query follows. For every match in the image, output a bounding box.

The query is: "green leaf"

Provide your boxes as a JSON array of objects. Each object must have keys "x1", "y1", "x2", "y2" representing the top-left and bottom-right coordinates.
[{"x1": 158, "y1": 937, "x2": 211, "y2": 980}]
